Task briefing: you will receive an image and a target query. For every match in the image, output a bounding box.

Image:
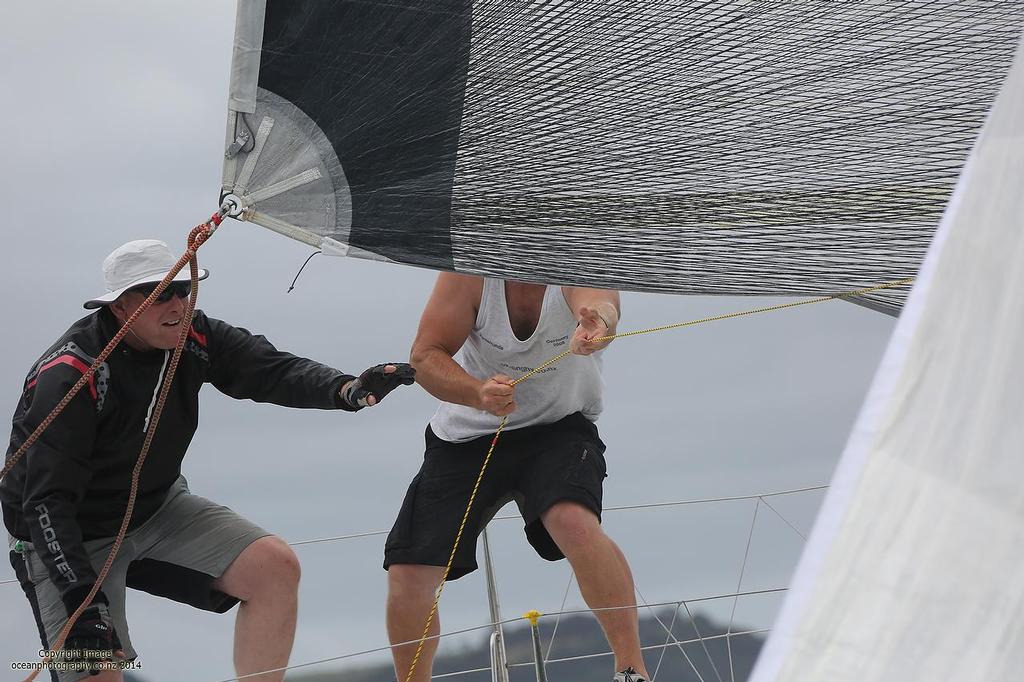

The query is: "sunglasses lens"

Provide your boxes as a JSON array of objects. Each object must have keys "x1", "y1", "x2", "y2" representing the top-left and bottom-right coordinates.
[
  {"x1": 133, "y1": 282, "x2": 191, "y2": 302},
  {"x1": 158, "y1": 282, "x2": 191, "y2": 301}
]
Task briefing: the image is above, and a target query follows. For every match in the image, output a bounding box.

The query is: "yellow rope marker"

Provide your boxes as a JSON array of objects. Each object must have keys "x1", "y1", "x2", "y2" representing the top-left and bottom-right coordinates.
[
  {"x1": 402, "y1": 276, "x2": 913, "y2": 682},
  {"x1": 525, "y1": 609, "x2": 548, "y2": 681}
]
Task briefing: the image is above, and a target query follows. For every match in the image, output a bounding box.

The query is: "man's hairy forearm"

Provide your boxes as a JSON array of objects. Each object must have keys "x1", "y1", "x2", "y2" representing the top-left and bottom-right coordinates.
[{"x1": 410, "y1": 346, "x2": 483, "y2": 410}]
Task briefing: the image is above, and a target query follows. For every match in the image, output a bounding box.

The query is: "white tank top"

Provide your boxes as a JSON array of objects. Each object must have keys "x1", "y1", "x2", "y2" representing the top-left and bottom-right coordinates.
[{"x1": 429, "y1": 279, "x2": 604, "y2": 442}]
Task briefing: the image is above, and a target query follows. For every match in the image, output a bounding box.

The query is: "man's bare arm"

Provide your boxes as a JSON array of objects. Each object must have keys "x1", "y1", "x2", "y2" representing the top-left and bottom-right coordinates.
[
  {"x1": 410, "y1": 274, "x2": 518, "y2": 415},
  {"x1": 409, "y1": 273, "x2": 485, "y2": 408}
]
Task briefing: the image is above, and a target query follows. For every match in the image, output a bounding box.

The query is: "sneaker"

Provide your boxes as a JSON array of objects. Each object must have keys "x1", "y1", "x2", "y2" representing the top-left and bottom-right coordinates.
[{"x1": 613, "y1": 668, "x2": 648, "y2": 682}]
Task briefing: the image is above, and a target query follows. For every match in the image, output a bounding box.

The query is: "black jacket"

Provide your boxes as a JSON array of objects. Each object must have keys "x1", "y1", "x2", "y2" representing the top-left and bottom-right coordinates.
[{"x1": 2, "y1": 308, "x2": 356, "y2": 609}]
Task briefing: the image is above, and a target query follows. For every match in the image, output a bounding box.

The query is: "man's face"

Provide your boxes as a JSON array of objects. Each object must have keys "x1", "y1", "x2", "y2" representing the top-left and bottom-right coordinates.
[{"x1": 110, "y1": 282, "x2": 191, "y2": 351}]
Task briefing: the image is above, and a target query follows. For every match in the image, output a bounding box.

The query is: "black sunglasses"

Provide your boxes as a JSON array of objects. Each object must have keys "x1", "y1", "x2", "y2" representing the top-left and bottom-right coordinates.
[{"x1": 129, "y1": 281, "x2": 192, "y2": 303}]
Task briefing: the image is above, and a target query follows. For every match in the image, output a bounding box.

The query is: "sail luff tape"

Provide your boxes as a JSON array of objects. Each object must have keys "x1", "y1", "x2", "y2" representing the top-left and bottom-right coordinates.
[
  {"x1": 234, "y1": 115, "x2": 275, "y2": 195},
  {"x1": 246, "y1": 168, "x2": 322, "y2": 203},
  {"x1": 227, "y1": 0, "x2": 266, "y2": 114}
]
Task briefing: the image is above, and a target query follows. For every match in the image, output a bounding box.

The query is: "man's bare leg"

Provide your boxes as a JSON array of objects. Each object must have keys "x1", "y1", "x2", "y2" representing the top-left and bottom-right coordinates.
[
  {"x1": 542, "y1": 501, "x2": 650, "y2": 678},
  {"x1": 387, "y1": 564, "x2": 447, "y2": 682},
  {"x1": 214, "y1": 536, "x2": 301, "y2": 682}
]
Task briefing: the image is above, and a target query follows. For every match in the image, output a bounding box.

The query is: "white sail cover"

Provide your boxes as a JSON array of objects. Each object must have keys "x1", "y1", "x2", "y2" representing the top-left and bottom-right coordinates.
[{"x1": 750, "y1": 31, "x2": 1024, "y2": 682}]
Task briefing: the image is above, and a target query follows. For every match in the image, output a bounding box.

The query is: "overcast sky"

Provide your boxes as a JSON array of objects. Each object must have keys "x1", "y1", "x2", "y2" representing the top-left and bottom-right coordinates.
[{"x1": 0, "y1": 4, "x2": 896, "y2": 680}]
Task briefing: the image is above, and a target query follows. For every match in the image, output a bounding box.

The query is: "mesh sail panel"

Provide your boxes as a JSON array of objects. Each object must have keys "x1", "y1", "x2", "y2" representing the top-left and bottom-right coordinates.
[
  {"x1": 751, "y1": 29, "x2": 1024, "y2": 681},
  {"x1": 223, "y1": 0, "x2": 1024, "y2": 312}
]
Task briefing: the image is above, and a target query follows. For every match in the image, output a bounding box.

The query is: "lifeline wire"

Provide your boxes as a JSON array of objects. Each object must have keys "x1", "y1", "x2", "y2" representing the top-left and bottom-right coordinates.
[{"x1": 0, "y1": 484, "x2": 826, "y2": 588}]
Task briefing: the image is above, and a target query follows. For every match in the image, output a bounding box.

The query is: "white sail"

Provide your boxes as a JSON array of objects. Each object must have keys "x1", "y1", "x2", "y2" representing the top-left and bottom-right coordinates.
[{"x1": 750, "y1": 30, "x2": 1024, "y2": 682}]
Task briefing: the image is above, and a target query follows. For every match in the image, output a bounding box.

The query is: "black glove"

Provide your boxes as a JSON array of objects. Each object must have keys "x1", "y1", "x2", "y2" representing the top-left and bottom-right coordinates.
[
  {"x1": 340, "y1": 363, "x2": 416, "y2": 409},
  {"x1": 63, "y1": 595, "x2": 124, "y2": 675}
]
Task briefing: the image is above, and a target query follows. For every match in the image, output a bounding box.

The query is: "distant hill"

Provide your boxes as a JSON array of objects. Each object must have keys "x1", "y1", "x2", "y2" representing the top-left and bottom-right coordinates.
[{"x1": 291, "y1": 609, "x2": 764, "y2": 681}]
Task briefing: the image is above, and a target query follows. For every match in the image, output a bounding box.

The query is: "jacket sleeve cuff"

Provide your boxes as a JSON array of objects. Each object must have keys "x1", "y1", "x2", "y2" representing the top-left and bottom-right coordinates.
[
  {"x1": 60, "y1": 584, "x2": 108, "y2": 615},
  {"x1": 333, "y1": 374, "x2": 360, "y2": 412}
]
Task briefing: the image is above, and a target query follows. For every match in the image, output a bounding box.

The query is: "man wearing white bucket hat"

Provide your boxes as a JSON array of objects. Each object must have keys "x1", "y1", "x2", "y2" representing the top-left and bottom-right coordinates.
[{"x1": 2, "y1": 239, "x2": 415, "y2": 681}]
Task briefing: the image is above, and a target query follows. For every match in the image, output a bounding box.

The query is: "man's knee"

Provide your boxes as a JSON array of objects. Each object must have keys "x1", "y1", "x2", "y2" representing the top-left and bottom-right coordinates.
[
  {"x1": 388, "y1": 564, "x2": 444, "y2": 600},
  {"x1": 542, "y1": 501, "x2": 601, "y2": 551},
  {"x1": 219, "y1": 535, "x2": 300, "y2": 600},
  {"x1": 252, "y1": 536, "x2": 301, "y2": 584}
]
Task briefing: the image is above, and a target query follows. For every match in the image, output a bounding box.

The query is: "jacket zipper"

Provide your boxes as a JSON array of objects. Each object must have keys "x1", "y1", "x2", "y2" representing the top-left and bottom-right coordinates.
[{"x1": 143, "y1": 350, "x2": 171, "y2": 433}]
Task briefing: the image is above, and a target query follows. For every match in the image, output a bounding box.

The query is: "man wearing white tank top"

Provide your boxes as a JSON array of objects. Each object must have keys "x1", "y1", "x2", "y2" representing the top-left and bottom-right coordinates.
[{"x1": 384, "y1": 274, "x2": 650, "y2": 682}]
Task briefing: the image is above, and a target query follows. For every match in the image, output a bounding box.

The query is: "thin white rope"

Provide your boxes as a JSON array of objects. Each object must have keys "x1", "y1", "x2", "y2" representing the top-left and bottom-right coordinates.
[
  {"x1": 211, "y1": 620, "x2": 506, "y2": 682},
  {"x1": 518, "y1": 628, "x2": 771, "y2": 667},
  {"x1": 650, "y1": 602, "x2": 681, "y2": 682},
  {"x1": 284, "y1": 485, "x2": 827, "y2": 550},
  {"x1": 431, "y1": 629, "x2": 771, "y2": 680},
  {"x1": 1, "y1": 488, "x2": 813, "y2": 680},
  {"x1": 727, "y1": 500, "x2": 761, "y2": 682},
  {"x1": 288, "y1": 528, "x2": 389, "y2": 546},
  {"x1": 495, "y1": 484, "x2": 828, "y2": 520},
  {"x1": 636, "y1": 584, "x2": 707, "y2": 682},
  {"x1": 431, "y1": 665, "x2": 494, "y2": 679},
  {"x1": 758, "y1": 495, "x2": 809, "y2": 541},
  {"x1": 682, "y1": 600, "x2": 725, "y2": 682},
  {"x1": 543, "y1": 564, "x2": 576, "y2": 663},
  {"x1": 0, "y1": 485, "x2": 827, "y2": 587},
  {"x1": 0, "y1": 485, "x2": 826, "y2": 587},
  {"x1": 207, "y1": 591, "x2": 787, "y2": 681},
  {"x1": 555, "y1": 588, "x2": 787, "y2": 616}
]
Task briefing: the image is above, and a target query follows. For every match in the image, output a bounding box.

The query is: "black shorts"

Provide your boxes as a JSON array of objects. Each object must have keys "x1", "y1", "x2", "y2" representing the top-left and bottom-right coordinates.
[{"x1": 384, "y1": 411, "x2": 608, "y2": 580}]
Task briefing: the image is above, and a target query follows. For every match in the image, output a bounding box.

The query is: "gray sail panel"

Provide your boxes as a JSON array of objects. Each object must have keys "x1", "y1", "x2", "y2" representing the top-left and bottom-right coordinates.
[
  {"x1": 447, "y1": 1, "x2": 1023, "y2": 308},
  {"x1": 751, "y1": 28, "x2": 1024, "y2": 681},
  {"x1": 221, "y1": 1, "x2": 1024, "y2": 310}
]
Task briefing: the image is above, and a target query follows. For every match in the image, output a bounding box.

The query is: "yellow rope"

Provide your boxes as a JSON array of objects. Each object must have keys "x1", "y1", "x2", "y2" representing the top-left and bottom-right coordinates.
[
  {"x1": 403, "y1": 275, "x2": 913, "y2": 681},
  {"x1": 515, "y1": 277, "x2": 915, "y2": 386},
  {"x1": 404, "y1": 416, "x2": 510, "y2": 682},
  {"x1": 599, "y1": 277, "x2": 914, "y2": 343}
]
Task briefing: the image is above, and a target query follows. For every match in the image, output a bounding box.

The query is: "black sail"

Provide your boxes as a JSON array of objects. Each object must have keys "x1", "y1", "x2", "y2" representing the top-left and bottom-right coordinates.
[
  {"x1": 258, "y1": 1, "x2": 470, "y2": 268},
  {"x1": 222, "y1": 1, "x2": 1024, "y2": 313}
]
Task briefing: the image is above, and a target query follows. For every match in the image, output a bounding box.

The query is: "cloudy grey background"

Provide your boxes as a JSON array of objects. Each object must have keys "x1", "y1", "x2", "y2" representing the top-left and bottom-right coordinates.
[{"x1": 0, "y1": 4, "x2": 895, "y2": 680}]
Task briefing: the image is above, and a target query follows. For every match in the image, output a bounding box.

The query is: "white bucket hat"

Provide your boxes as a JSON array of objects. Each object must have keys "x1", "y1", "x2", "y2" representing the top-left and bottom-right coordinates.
[{"x1": 83, "y1": 239, "x2": 209, "y2": 309}]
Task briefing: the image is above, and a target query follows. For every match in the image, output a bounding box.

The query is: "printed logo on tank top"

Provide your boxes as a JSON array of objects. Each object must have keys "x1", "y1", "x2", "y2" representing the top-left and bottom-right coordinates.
[
  {"x1": 478, "y1": 334, "x2": 505, "y2": 351},
  {"x1": 499, "y1": 362, "x2": 557, "y2": 375},
  {"x1": 546, "y1": 334, "x2": 569, "y2": 348}
]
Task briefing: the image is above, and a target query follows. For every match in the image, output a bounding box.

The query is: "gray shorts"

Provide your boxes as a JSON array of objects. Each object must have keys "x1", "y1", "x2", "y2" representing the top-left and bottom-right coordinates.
[{"x1": 8, "y1": 476, "x2": 269, "y2": 681}]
